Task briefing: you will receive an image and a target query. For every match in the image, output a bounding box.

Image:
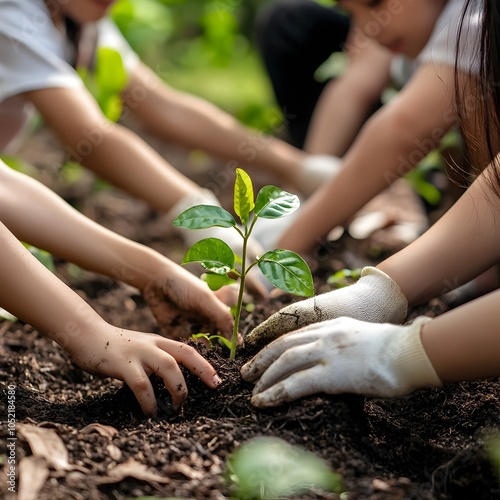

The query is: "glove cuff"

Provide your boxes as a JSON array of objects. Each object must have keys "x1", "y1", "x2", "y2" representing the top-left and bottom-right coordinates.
[
  {"x1": 358, "y1": 267, "x2": 408, "y2": 323},
  {"x1": 298, "y1": 155, "x2": 342, "y2": 196},
  {"x1": 392, "y1": 316, "x2": 442, "y2": 394}
]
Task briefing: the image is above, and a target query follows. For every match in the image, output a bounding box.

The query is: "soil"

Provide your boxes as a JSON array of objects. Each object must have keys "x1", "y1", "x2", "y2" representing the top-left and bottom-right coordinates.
[{"x1": 1, "y1": 125, "x2": 499, "y2": 500}]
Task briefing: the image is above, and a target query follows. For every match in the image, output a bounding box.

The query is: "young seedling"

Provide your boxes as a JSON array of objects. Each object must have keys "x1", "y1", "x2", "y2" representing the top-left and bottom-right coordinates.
[
  {"x1": 191, "y1": 333, "x2": 232, "y2": 350},
  {"x1": 173, "y1": 168, "x2": 314, "y2": 360}
]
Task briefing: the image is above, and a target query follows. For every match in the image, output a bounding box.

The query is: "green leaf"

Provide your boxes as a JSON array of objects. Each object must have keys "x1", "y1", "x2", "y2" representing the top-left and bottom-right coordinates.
[
  {"x1": 23, "y1": 245, "x2": 56, "y2": 273},
  {"x1": 226, "y1": 437, "x2": 343, "y2": 499},
  {"x1": 258, "y1": 250, "x2": 314, "y2": 296},
  {"x1": 209, "y1": 334, "x2": 232, "y2": 350},
  {"x1": 96, "y1": 47, "x2": 128, "y2": 95},
  {"x1": 192, "y1": 333, "x2": 232, "y2": 350},
  {"x1": 254, "y1": 185, "x2": 300, "y2": 219},
  {"x1": 191, "y1": 332, "x2": 211, "y2": 344},
  {"x1": 0, "y1": 308, "x2": 17, "y2": 322},
  {"x1": 202, "y1": 273, "x2": 237, "y2": 291},
  {"x1": 234, "y1": 168, "x2": 255, "y2": 224},
  {"x1": 182, "y1": 238, "x2": 234, "y2": 274},
  {"x1": 101, "y1": 94, "x2": 123, "y2": 122},
  {"x1": 173, "y1": 205, "x2": 236, "y2": 230},
  {"x1": 327, "y1": 268, "x2": 362, "y2": 288}
]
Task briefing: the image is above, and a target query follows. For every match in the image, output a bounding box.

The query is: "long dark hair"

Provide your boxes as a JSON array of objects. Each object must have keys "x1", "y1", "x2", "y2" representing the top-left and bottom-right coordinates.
[
  {"x1": 64, "y1": 16, "x2": 81, "y2": 68},
  {"x1": 456, "y1": 0, "x2": 500, "y2": 197}
]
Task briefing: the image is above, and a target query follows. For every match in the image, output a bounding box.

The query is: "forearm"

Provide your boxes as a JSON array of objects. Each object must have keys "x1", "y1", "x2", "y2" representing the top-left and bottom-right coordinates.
[
  {"x1": 305, "y1": 44, "x2": 391, "y2": 156},
  {"x1": 0, "y1": 163, "x2": 166, "y2": 291},
  {"x1": 125, "y1": 65, "x2": 304, "y2": 179},
  {"x1": 0, "y1": 221, "x2": 105, "y2": 352},
  {"x1": 379, "y1": 169, "x2": 500, "y2": 304},
  {"x1": 279, "y1": 64, "x2": 456, "y2": 254},
  {"x1": 421, "y1": 289, "x2": 500, "y2": 382},
  {"x1": 24, "y1": 88, "x2": 198, "y2": 213},
  {"x1": 279, "y1": 110, "x2": 441, "y2": 253}
]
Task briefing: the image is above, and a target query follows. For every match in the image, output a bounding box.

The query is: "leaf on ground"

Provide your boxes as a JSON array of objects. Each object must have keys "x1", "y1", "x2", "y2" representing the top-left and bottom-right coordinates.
[
  {"x1": 17, "y1": 424, "x2": 86, "y2": 472},
  {"x1": 168, "y1": 462, "x2": 205, "y2": 481},
  {"x1": 96, "y1": 457, "x2": 170, "y2": 485},
  {"x1": 79, "y1": 423, "x2": 119, "y2": 440},
  {"x1": 18, "y1": 456, "x2": 50, "y2": 500}
]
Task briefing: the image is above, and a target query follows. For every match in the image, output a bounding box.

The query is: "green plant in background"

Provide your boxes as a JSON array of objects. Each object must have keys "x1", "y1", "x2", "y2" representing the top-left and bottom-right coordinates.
[
  {"x1": 174, "y1": 168, "x2": 314, "y2": 360},
  {"x1": 327, "y1": 267, "x2": 362, "y2": 289},
  {"x1": 111, "y1": 0, "x2": 277, "y2": 130},
  {"x1": 226, "y1": 436, "x2": 343, "y2": 499},
  {"x1": 0, "y1": 308, "x2": 17, "y2": 322},
  {"x1": 487, "y1": 434, "x2": 500, "y2": 478},
  {"x1": 78, "y1": 47, "x2": 128, "y2": 122}
]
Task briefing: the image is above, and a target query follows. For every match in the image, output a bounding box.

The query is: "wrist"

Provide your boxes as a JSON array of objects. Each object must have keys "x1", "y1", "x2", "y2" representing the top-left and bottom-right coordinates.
[
  {"x1": 391, "y1": 317, "x2": 442, "y2": 394},
  {"x1": 47, "y1": 307, "x2": 110, "y2": 359}
]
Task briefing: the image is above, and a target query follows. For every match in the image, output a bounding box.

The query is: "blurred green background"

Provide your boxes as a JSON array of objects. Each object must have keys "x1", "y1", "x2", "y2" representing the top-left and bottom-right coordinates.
[{"x1": 111, "y1": 0, "x2": 278, "y2": 130}]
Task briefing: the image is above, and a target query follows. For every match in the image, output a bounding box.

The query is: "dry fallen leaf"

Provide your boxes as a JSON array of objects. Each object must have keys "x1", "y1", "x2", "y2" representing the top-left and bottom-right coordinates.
[
  {"x1": 17, "y1": 424, "x2": 86, "y2": 472},
  {"x1": 18, "y1": 456, "x2": 49, "y2": 500},
  {"x1": 97, "y1": 458, "x2": 170, "y2": 485},
  {"x1": 169, "y1": 462, "x2": 204, "y2": 481},
  {"x1": 80, "y1": 423, "x2": 119, "y2": 440}
]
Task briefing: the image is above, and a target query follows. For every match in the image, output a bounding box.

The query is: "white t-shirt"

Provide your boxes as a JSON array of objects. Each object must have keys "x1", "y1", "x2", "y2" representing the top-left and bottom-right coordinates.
[
  {"x1": 0, "y1": 0, "x2": 139, "y2": 153},
  {"x1": 391, "y1": 0, "x2": 481, "y2": 87}
]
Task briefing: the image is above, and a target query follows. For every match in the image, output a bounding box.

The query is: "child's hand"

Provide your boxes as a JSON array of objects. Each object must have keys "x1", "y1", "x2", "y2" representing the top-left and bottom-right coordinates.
[
  {"x1": 142, "y1": 264, "x2": 234, "y2": 340},
  {"x1": 69, "y1": 324, "x2": 222, "y2": 416}
]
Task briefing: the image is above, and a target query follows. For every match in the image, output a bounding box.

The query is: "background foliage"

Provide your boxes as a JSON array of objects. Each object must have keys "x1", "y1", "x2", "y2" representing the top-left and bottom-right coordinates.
[{"x1": 111, "y1": 0, "x2": 278, "y2": 130}]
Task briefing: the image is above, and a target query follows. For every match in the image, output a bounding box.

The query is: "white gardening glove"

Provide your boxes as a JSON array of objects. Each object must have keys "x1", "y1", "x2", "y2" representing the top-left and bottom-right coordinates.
[
  {"x1": 241, "y1": 316, "x2": 442, "y2": 407},
  {"x1": 245, "y1": 266, "x2": 407, "y2": 347},
  {"x1": 168, "y1": 189, "x2": 268, "y2": 297},
  {"x1": 296, "y1": 155, "x2": 342, "y2": 197}
]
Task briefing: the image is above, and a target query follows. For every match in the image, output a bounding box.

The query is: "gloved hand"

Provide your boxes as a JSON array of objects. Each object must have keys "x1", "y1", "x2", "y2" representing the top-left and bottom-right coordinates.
[
  {"x1": 245, "y1": 266, "x2": 407, "y2": 347},
  {"x1": 296, "y1": 155, "x2": 342, "y2": 197},
  {"x1": 241, "y1": 316, "x2": 442, "y2": 407}
]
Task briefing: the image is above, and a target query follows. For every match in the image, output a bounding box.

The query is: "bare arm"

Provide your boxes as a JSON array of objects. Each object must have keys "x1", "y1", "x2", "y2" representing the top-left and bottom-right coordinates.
[
  {"x1": 23, "y1": 86, "x2": 198, "y2": 213},
  {"x1": 422, "y1": 289, "x2": 500, "y2": 383},
  {"x1": 0, "y1": 162, "x2": 233, "y2": 338},
  {"x1": 378, "y1": 166, "x2": 500, "y2": 305},
  {"x1": 123, "y1": 63, "x2": 306, "y2": 184},
  {"x1": 305, "y1": 37, "x2": 392, "y2": 156},
  {"x1": 279, "y1": 63, "x2": 459, "y2": 254},
  {"x1": 0, "y1": 220, "x2": 223, "y2": 415}
]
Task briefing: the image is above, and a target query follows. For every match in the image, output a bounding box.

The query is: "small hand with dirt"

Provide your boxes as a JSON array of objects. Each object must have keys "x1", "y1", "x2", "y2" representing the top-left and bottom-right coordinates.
[
  {"x1": 68, "y1": 323, "x2": 222, "y2": 416},
  {"x1": 242, "y1": 317, "x2": 441, "y2": 407},
  {"x1": 142, "y1": 263, "x2": 234, "y2": 340}
]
